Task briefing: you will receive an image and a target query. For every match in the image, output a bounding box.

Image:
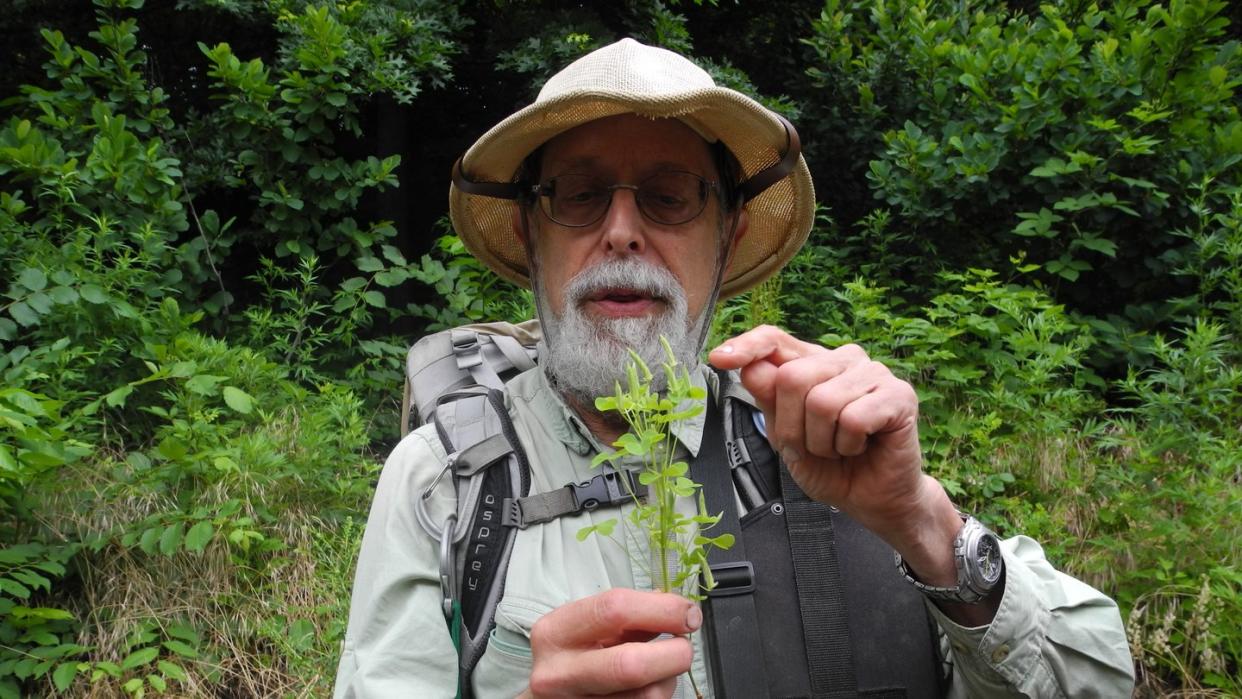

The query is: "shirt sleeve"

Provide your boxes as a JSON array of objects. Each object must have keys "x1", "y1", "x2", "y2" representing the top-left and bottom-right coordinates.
[
  {"x1": 933, "y1": 535, "x2": 1135, "y2": 698},
  {"x1": 333, "y1": 428, "x2": 461, "y2": 699}
]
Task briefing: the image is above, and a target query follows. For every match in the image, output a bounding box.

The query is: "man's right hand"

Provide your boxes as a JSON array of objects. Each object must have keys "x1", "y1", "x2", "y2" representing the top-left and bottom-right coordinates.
[{"x1": 519, "y1": 588, "x2": 701, "y2": 698}]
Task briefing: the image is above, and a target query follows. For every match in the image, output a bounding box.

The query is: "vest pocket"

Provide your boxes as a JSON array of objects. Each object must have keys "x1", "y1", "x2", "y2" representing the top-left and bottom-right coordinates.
[{"x1": 487, "y1": 625, "x2": 532, "y2": 660}]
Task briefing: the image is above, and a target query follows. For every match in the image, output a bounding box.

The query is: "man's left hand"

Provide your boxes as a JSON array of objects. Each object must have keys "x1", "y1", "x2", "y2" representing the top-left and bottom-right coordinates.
[
  {"x1": 709, "y1": 325, "x2": 940, "y2": 535},
  {"x1": 708, "y1": 326, "x2": 991, "y2": 621}
]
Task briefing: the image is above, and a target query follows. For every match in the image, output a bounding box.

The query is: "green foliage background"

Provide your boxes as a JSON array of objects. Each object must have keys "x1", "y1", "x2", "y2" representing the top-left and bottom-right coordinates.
[{"x1": 0, "y1": 0, "x2": 1238, "y2": 696}]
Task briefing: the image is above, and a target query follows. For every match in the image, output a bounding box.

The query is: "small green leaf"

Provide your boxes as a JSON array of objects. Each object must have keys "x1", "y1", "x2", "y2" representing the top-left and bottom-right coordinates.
[
  {"x1": 138, "y1": 527, "x2": 162, "y2": 555},
  {"x1": 159, "y1": 522, "x2": 184, "y2": 556},
  {"x1": 8, "y1": 302, "x2": 38, "y2": 327},
  {"x1": 185, "y1": 374, "x2": 226, "y2": 395},
  {"x1": 18, "y1": 267, "x2": 47, "y2": 292},
  {"x1": 356, "y1": 256, "x2": 383, "y2": 272},
  {"x1": 48, "y1": 285, "x2": 78, "y2": 304},
  {"x1": 161, "y1": 639, "x2": 199, "y2": 658},
  {"x1": 147, "y1": 674, "x2": 167, "y2": 692},
  {"x1": 105, "y1": 385, "x2": 134, "y2": 407},
  {"x1": 156, "y1": 437, "x2": 188, "y2": 460},
  {"x1": 0, "y1": 579, "x2": 31, "y2": 599},
  {"x1": 79, "y1": 284, "x2": 108, "y2": 304},
  {"x1": 362, "y1": 290, "x2": 386, "y2": 307},
  {"x1": 222, "y1": 386, "x2": 254, "y2": 414},
  {"x1": 52, "y1": 662, "x2": 78, "y2": 691},
  {"x1": 156, "y1": 660, "x2": 188, "y2": 681},
  {"x1": 121, "y1": 647, "x2": 159, "y2": 671},
  {"x1": 184, "y1": 521, "x2": 214, "y2": 552}
]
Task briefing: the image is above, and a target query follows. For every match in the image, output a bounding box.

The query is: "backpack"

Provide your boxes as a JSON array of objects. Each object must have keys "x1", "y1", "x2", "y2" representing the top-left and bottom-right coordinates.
[{"x1": 405, "y1": 321, "x2": 947, "y2": 698}]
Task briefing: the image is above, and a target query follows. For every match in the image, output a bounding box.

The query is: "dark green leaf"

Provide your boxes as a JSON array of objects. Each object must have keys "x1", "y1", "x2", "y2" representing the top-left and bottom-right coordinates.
[
  {"x1": 18, "y1": 267, "x2": 47, "y2": 292},
  {"x1": 9, "y1": 302, "x2": 38, "y2": 327}
]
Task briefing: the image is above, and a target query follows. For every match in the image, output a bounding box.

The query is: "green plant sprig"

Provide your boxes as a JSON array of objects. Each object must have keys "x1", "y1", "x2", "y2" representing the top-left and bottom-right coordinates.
[{"x1": 577, "y1": 337, "x2": 734, "y2": 600}]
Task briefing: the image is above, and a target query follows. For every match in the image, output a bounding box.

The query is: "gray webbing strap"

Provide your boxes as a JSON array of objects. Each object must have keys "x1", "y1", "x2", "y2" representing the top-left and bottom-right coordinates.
[
  {"x1": 501, "y1": 470, "x2": 643, "y2": 529},
  {"x1": 452, "y1": 329, "x2": 504, "y2": 390},
  {"x1": 503, "y1": 488, "x2": 577, "y2": 529},
  {"x1": 695, "y1": 395, "x2": 770, "y2": 698},
  {"x1": 490, "y1": 334, "x2": 536, "y2": 372},
  {"x1": 779, "y1": 466, "x2": 858, "y2": 697},
  {"x1": 452, "y1": 433, "x2": 513, "y2": 477}
]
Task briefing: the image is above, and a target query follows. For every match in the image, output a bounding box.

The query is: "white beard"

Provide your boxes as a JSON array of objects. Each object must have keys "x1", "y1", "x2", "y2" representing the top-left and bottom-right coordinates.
[{"x1": 537, "y1": 257, "x2": 710, "y2": 405}]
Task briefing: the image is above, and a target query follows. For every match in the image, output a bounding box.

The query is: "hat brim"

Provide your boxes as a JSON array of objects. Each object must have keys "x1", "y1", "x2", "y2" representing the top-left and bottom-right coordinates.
[{"x1": 448, "y1": 88, "x2": 814, "y2": 299}]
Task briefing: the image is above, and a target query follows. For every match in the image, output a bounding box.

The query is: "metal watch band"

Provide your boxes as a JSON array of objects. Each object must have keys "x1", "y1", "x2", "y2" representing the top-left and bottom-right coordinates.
[{"x1": 893, "y1": 513, "x2": 1002, "y2": 604}]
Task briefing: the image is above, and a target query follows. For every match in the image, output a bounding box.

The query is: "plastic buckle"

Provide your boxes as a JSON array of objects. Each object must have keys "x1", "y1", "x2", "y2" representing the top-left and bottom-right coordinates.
[
  {"x1": 571, "y1": 471, "x2": 630, "y2": 511},
  {"x1": 707, "y1": 561, "x2": 755, "y2": 597}
]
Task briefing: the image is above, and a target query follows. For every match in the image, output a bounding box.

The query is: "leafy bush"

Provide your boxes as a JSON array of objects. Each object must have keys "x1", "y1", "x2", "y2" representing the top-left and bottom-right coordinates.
[
  {"x1": 803, "y1": 0, "x2": 1242, "y2": 358},
  {"x1": 2, "y1": 0, "x2": 1240, "y2": 695},
  {"x1": 0, "y1": 1, "x2": 413, "y2": 695}
]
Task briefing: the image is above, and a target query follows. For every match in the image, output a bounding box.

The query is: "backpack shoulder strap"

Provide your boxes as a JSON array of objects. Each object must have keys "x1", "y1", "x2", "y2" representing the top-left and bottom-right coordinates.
[{"x1": 404, "y1": 322, "x2": 541, "y2": 698}]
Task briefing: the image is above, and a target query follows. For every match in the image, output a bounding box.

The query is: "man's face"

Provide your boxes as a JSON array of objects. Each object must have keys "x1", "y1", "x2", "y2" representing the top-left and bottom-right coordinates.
[{"x1": 519, "y1": 114, "x2": 745, "y2": 401}]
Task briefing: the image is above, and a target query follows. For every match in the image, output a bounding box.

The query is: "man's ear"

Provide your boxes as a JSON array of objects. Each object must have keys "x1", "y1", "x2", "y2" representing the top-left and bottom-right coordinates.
[
  {"x1": 723, "y1": 208, "x2": 749, "y2": 271},
  {"x1": 511, "y1": 204, "x2": 530, "y2": 246}
]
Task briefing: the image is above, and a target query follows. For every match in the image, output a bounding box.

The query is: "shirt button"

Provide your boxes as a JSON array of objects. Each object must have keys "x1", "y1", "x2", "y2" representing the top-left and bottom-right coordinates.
[{"x1": 991, "y1": 643, "x2": 1011, "y2": 664}]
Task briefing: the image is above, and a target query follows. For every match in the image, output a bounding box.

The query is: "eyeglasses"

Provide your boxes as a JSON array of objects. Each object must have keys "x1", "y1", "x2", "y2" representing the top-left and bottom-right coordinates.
[{"x1": 530, "y1": 171, "x2": 719, "y2": 228}]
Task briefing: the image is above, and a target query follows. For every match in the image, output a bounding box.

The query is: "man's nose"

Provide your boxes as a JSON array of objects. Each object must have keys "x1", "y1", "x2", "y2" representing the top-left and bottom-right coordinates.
[{"x1": 599, "y1": 187, "x2": 646, "y2": 254}]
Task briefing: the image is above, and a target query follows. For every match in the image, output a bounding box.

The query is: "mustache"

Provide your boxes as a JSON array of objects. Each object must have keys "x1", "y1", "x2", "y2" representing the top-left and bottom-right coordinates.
[{"x1": 563, "y1": 258, "x2": 683, "y2": 308}]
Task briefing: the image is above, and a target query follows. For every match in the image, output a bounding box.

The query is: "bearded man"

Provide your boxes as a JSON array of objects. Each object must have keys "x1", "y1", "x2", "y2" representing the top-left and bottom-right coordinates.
[{"x1": 334, "y1": 39, "x2": 1134, "y2": 698}]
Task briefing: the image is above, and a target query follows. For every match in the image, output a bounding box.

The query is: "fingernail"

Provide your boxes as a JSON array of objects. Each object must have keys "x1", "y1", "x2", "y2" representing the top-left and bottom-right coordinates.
[
  {"x1": 717, "y1": 344, "x2": 734, "y2": 354},
  {"x1": 781, "y1": 445, "x2": 802, "y2": 466},
  {"x1": 685, "y1": 605, "x2": 702, "y2": 631}
]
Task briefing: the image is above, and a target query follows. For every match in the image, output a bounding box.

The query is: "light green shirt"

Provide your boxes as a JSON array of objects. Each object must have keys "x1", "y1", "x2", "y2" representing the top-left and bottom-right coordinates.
[{"x1": 334, "y1": 366, "x2": 1134, "y2": 698}]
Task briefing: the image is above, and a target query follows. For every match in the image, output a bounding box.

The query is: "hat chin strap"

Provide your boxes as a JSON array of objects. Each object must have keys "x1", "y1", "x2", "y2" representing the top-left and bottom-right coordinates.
[
  {"x1": 736, "y1": 114, "x2": 801, "y2": 204},
  {"x1": 691, "y1": 202, "x2": 744, "y2": 356},
  {"x1": 452, "y1": 114, "x2": 802, "y2": 205}
]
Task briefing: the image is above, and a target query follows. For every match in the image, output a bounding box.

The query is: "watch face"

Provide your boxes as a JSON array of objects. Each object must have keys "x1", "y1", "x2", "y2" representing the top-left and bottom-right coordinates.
[{"x1": 976, "y1": 533, "x2": 1003, "y2": 586}]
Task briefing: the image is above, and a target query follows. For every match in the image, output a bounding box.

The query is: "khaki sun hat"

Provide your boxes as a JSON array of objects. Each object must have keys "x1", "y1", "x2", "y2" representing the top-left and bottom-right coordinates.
[{"x1": 448, "y1": 37, "x2": 815, "y2": 299}]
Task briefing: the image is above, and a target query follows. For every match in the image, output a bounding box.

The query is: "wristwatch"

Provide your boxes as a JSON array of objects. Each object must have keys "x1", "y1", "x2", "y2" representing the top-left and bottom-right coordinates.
[{"x1": 894, "y1": 513, "x2": 1004, "y2": 604}]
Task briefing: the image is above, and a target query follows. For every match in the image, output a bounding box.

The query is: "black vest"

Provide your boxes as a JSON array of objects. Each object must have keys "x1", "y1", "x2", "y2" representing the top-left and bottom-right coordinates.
[{"x1": 699, "y1": 393, "x2": 947, "y2": 698}]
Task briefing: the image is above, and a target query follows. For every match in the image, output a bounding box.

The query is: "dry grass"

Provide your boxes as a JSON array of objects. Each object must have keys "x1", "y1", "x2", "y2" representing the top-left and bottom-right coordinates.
[{"x1": 23, "y1": 454, "x2": 363, "y2": 698}]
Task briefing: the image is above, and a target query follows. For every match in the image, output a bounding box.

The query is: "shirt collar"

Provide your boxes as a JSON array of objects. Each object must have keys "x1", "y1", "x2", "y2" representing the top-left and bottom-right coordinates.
[{"x1": 532, "y1": 363, "x2": 714, "y2": 458}]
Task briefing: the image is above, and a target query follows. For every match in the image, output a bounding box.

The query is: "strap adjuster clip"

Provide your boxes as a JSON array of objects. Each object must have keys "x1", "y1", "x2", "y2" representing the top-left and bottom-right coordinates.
[
  {"x1": 707, "y1": 561, "x2": 755, "y2": 597},
  {"x1": 571, "y1": 470, "x2": 635, "y2": 510}
]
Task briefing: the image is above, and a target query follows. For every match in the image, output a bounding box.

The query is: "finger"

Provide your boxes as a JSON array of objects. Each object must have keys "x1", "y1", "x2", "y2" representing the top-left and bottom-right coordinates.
[
  {"x1": 768, "y1": 346, "x2": 872, "y2": 460},
  {"x1": 835, "y1": 380, "x2": 920, "y2": 457},
  {"x1": 533, "y1": 589, "x2": 699, "y2": 650},
  {"x1": 532, "y1": 636, "x2": 692, "y2": 696},
  {"x1": 599, "y1": 676, "x2": 680, "y2": 699},
  {"x1": 771, "y1": 356, "x2": 842, "y2": 463},
  {"x1": 738, "y1": 358, "x2": 779, "y2": 414},
  {"x1": 803, "y1": 361, "x2": 890, "y2": 459},
  {"x1": 707, "y1": 325, "x2": 819, "y2": 370}
]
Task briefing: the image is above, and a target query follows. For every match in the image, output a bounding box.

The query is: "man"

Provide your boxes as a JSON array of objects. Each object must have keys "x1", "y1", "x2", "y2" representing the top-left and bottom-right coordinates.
[{"x1": 335, "y1": 39, "x2": 1134, "y2": 697}]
